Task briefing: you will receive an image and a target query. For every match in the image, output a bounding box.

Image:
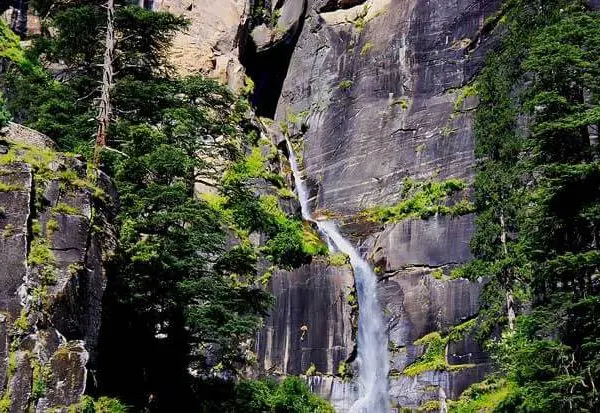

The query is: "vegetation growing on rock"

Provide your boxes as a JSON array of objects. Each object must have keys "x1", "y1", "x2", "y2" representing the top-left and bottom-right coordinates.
[{"x1": 361, "y1": 178, "x2": 474, "y2": 223}]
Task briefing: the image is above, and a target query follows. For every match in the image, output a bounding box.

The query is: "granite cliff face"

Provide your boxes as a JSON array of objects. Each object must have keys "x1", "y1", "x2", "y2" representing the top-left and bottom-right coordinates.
[
  {"x1": 157, "y1": 0, "x2": 249, "y2": 90},
  {"x1": 244, "y1": 0, "x2": 501, "y2": 410},
  {"x1": 0, "y1": 124, "x2": 116, "y2": 412}
]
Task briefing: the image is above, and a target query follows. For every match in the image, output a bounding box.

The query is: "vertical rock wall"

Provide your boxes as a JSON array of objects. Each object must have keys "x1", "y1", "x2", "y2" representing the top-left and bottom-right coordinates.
[
  {"x1": 254, "y1": 0, "x2": 502, "y2": 410},
  {"x1": 256, "y1": 263, "x2": 355, "y2": 377},
  {"x1": 0, "y1": 126, "x2": 116, "y2": 412}
]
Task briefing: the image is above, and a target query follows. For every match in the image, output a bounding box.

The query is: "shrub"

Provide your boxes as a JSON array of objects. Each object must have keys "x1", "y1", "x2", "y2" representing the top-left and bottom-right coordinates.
[{"x1": 338, "y1": 80, "x2": 353, "y2": 90}]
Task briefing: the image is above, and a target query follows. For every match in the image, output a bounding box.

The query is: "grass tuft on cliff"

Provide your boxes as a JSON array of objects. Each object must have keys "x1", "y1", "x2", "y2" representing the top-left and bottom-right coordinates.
[{"x1": 362, "y1": 178, "x2": 474, "y2": 223}]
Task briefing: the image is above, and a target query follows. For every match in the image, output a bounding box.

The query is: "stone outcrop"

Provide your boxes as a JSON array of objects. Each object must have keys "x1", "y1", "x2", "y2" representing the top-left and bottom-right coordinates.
[
  {"x1": 155, "y1": 0, "x2": 249, "y2": 90},
  {"x1": 249, "y1": 0, "x2": 307, "y2": 53},
  {"x1": 0, "y1": 132, "x2": 116, "y2": 411}
]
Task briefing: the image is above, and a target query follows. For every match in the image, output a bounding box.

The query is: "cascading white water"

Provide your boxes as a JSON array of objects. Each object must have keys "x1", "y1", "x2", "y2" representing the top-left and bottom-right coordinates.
[{"x1": 285, "y1": 139, "x2": 390, "y2": 412}]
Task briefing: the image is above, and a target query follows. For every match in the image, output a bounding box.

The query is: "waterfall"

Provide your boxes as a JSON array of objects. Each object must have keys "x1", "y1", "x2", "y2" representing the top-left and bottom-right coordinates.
[{"x1": 285, "y1": 139, "x2": 390, "y2": 412}]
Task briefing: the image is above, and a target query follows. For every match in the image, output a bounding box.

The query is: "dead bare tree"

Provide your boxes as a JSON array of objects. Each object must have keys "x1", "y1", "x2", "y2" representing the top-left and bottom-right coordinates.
[{"x1": 94, "y1": 0, "x2": 115, "y2": 166}]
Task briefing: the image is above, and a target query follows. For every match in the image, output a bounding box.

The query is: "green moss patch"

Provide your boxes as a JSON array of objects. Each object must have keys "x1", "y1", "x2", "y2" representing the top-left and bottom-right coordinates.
[
  {"x1": 449, "y1": 378, "x2": 516, "y2": 412},
  {"x1": 361, "y1": 178, "x2": 474, "y2": 223},
  {"x1": 403, "y1": 332, "x2": 447, "y2": 376},
  {"x1": 28, "y1": 238, "x2": 54, "y2": 266},
  {"x1": 402, "y1": 323, "x2": 479, "y2": 377}
]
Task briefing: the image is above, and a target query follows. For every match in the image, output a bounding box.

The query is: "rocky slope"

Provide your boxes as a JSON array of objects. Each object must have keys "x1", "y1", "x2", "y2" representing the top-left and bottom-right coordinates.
[{"x1": 0, "y1": 124, "x2": 116, "y2": 412}]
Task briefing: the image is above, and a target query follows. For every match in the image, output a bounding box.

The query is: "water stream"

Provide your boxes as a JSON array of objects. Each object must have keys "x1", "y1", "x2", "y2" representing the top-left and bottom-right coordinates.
[{"x1": 285, "y1": 140, "x2": 390, "y2": 412}]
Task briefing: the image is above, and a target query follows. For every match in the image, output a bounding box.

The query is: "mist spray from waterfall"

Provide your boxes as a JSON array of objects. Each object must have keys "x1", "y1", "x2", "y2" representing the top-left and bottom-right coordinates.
[{"x1": 285, "y1": 139, "x2": 390, "y2": 412}]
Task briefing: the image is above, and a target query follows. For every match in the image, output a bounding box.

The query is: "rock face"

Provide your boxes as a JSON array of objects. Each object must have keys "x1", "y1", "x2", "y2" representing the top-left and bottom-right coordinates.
[
  {"x1": 0, "y1": 130, "x2": 116, "y2": 411},
  {"x1": 253, "y1": 0, "x2": 502, "y2": 410},
  {"x1": 256, "y1": 263, "x2": 355, "y2": 377},
  {"x1": 155, "y1": 0, "x2": 249, "y2": 90},
  {"x1": 276, "y1": 0, "x2": 500, "y2": 214},
  {"x1": 249, "y1": 0, "x2": 307, "y2": 53}
]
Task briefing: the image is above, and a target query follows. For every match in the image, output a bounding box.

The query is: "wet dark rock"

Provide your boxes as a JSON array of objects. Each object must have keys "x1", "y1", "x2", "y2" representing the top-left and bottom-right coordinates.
[
  {"x1": 447, "y1": 332, "x2": 488, "y2": 366},
  {"x1": 0, "y1": 317, "x2": 7, "y2": 395},
  {"x1": 254, "y1": 0, "x2": 501, "y2": 409},
  {"x1": 8, "y1": 351, "x2": 34, "y2": 413},
  {"x1": 276, "y1": 0, "x2": 501, "y2": 214},
  {"x1": 0, "y1": 162, "x2": 32, "y2": 318},
  {"x1": 389, "y1": 363, "x2": 491, "y2": 408}
]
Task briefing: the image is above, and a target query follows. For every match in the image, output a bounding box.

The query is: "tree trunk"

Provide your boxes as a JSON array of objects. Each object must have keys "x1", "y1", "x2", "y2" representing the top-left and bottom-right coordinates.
[
  {"x1": 500, "y1": 211, "x2": 516, "y2": 330},
  {"x1": 584, "y1": 88, "x2": 598, "y2": 161},
  {"x1": 94, "y1": 0, "x2": 115, "y2": 165}
]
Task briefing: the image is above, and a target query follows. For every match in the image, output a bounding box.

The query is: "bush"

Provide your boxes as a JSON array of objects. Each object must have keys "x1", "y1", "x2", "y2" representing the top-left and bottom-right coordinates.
[{"x1": 227, "y1": 377, "x2": 333, "y2": 413}]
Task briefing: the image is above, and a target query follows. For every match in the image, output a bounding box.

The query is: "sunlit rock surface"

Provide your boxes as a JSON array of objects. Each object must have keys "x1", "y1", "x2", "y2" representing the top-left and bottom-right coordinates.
[{"x1": 156, "y1": 0, "x2": 248, "y2": 89}]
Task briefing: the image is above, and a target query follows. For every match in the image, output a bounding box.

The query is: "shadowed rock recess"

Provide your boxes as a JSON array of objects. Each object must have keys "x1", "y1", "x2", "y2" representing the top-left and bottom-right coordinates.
[
  {"x1": 0, "y1": 125, "x2": 116, "y2": 411},
  {"x1": 249, "y1": 0, "x2": 501, "y2": 410}
]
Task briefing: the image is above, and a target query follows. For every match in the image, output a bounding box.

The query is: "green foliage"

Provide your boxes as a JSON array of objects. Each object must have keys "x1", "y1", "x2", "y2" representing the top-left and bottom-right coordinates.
[
  {"x1": 403, "y1": 332, "x2": 447, "y2": 376},
  {"x1": 219, "y1": 147, "x2": 326, "y2": 269},
  {"x1": 338, "y1": 80, "x2": 353, "y2": 90},
  {"x1": 70, "y1": 396, "x2": 128, "y2": 413},
  {"x1": 454, "y1": 84, "x2": 478, "y2": 112},
  {"x1": 329, "y1": 252, "x2": 350, "y2": 266},
  {"x1": 337, "y1": 360, "x2": 353, "y2": 381},
  {"x1": 363, "y1": 178, "x2": 473, "y2": 223},
  {"x1": 419, "y1": 400, "x2": 440, "y2": 412},
  {"x1": 114, "y1": 6, "x2": 189, "y2": 77},
  {"x1": 29, "y1": 238, "x2": 54, "y2": 266},
  {"x1": 460, "y1": 1, "x2": 600, "y2": 410},
  {"x1": 13, "y1": 309, "x2": 29, "y2": 332},
  {"x1": 228, "y1": 377, "x2": 333, "y2": 413},
  {"x1": 0, "y1": 91, "x2": 10, "y2": 128},
  {"x1": 301, "y1": 223, "x2": 328, "y2": 257},
  {"x1": 53, "y1": 203, "x2": 79, "y2": 216},
  {"x1": 0, "y1": 394, "x2": 9, "y2": 413},
  {"x1": 305, "y1": 363, "x2": 317, "y2": 376},
  {"x1": 360, "y1": 42, "x2": 374, "y2": 55},
  {"x1": 0, "y1": 19, "x2": 26, "y2": 65},
  {"x1": 403, "y1": 327, "x2": 478, "y2": 378},
  {"x1": 269, "y1": 377, "x2": 334, "y2": 413},
  {"x1": 448, "y1": 318, "x2": 477, "y2": 343},
  {"x1": 350, "y1": 4, "x2": 370, "y2": 32},
  {"x1": 93, "y1": 397, "x2": 128, "y2": 413},
  {"x1": 47, "y1": 218, "x2": 59, "y2": 233},
  {"x1": 431, "y1": 268, "x2": 443, "y2": 280},
  {"x1": 449, "y1": 378, "x2": 516, "y2": 412},
  {"x1": 31, "y1": 358, "x2": 50, "y2": 400},
  {"x1": 2, "y1": 224, "x2": 15, "y2": 238},
  {"x1": 0, "y1": 182, "x2": 22, "y2": 192},
  {"x1": 391, "y1": 98, "x2": 409, "y2": 110}
]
